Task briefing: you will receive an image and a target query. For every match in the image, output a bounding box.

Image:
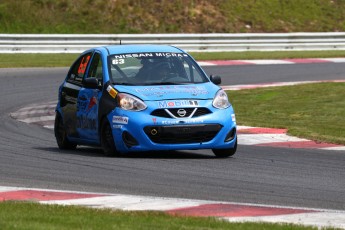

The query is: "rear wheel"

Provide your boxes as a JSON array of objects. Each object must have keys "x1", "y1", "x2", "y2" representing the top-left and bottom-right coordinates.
[
  {"x1": 54, "y1": 113, "x2": 77, "y2": 150},
  {"x1": 101, "y1": 119, "x2": 119, "y2": 157},
  {"x1": 212, "y1": 139, "x2": 237, "y2": 158}
]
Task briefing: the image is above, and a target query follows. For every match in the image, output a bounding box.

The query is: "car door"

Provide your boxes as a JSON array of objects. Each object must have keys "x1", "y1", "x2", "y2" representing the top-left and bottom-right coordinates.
[
  {"x1": 60, "y1": 52, "x2": 92, "y2": 138},
  {"x1": 76, "y1": 52, "x2": 103, "y2": 142}
]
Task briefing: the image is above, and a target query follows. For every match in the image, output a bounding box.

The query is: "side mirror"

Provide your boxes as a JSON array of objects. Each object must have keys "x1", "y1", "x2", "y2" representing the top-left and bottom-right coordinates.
[
  {"x1": 210, "y1": 75, "x2": 221, "y2": 85},
  {"x1": 83, "y1": 78, "x2": 99, "y2": 89}
]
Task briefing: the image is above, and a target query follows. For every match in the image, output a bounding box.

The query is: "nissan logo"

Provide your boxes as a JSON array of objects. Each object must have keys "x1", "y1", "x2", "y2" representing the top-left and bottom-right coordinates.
[{"x1": 177, "y1": 109, "x2": 187, "y2": 117}]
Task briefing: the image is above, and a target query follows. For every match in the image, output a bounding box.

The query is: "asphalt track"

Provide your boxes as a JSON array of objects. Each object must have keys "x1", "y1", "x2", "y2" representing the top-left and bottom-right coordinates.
[{"x1": 0, "y1": 63, "x2": 345, "y2": 211}]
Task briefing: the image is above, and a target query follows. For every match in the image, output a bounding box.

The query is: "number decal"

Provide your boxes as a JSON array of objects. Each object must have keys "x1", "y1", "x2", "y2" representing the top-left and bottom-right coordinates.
[
  {"x1": 112, "y1": 59, "x2": 125, "y2": 65},
  {"x1": 78, "y1": 55, "x2": 91, "y2": 75}
]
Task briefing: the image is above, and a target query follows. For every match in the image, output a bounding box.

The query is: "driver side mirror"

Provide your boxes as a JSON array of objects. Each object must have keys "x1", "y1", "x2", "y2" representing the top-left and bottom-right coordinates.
[
  {"x1": 210, "y1": 75, "x2": 221, "y2": 85},
  {"x1": 83, "y1": 78, "x2": 99, "y2": 89}
]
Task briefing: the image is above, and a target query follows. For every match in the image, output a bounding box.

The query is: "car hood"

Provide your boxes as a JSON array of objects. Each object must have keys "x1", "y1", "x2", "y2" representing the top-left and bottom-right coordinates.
[{"x1": 114, "y1": 83, "x2": 220, "y2": 101}]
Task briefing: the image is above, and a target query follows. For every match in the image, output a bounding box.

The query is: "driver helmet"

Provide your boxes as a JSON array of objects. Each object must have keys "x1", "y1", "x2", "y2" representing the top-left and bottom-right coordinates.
[{"x1": 156, "y1": 62, "x2": 170, "y2": 80}]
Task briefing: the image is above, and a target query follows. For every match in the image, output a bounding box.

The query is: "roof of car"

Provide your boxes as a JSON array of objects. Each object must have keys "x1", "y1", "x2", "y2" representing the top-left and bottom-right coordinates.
[{"x1": 100, "y1": 45, "x2": 184, "y2": 55}]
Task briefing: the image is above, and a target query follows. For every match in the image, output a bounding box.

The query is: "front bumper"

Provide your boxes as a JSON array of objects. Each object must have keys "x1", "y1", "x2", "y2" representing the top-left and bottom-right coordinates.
[
  {"x1": 143, "y1": 124, "x2": 223, "y2": 144},
  {"x1": 108, "y1": 101, "x2": 237, "y2": 153}
]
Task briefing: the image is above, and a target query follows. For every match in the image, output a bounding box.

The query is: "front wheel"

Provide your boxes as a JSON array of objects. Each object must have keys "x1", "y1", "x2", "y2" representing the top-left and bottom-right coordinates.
[
  {"x1": 212, "y1": 139, "x2": 237, "y2": 158},
  {"x1": 54, "y1": 113, "x2": 77, "y2": 150},
  {"x1": 100, "y1": 119, "x2": 120, "y2": 157}
]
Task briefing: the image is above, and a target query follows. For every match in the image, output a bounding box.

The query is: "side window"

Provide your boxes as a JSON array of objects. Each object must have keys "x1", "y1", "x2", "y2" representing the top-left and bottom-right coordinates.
[
  {"x1": 183, "y1": 59, "x2": 204, "y2": 83},
  {"x1": 87, "y1": 53, "x2": 103, "y2": 81},
  {"x1": 67, "y1": 52, "x2": 92, "y2": 85}
]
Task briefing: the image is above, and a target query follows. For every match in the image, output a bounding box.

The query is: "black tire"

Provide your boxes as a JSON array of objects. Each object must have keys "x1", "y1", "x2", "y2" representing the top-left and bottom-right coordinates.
[
  {"x1": 100, "y1": 119, "x2": 119, "y2": 157},
  {"x1": 212, "y1": 139, "x2": 237, "y2": 158},
  {"x1": 54, "y1": 113, "x2": 77, "y2": 150}
]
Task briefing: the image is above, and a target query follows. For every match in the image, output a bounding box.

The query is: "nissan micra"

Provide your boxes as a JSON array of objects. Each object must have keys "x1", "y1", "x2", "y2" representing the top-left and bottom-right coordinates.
[{"x1": 55, "y1": 45, "x2": 237, "y2": 157}]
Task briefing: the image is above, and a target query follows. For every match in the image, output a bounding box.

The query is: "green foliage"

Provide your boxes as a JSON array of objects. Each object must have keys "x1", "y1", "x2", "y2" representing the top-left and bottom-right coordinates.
[{"x1": 1, "y1": 0, "x2": 345, "y2": 33}]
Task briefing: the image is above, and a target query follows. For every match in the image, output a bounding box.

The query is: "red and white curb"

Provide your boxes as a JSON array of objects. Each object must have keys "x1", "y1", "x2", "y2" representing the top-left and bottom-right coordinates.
[
  {"x1": 238, "y1": 125, "x2": 345, "y2": 150},
  {"x1": 1, "y1": 186, "x2": 344, "y2": 229},
  {"x1": 198, "y1": 58, "x2": 345, "y2": 66},
  {"x1": 222, "y1": 79, "x2": 345, "y2": 91},
  {"x1": 10, "y1": 80, "x2": 345, "y2": 151},
  {"x1": 10, "y1": 101, "x2": 56, "y2": 129}
]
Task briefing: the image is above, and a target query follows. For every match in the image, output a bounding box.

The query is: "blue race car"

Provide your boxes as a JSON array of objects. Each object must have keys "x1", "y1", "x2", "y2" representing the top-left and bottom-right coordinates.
[{"x1": 54, "y1": 45, "x2": 237, "y2": 157}]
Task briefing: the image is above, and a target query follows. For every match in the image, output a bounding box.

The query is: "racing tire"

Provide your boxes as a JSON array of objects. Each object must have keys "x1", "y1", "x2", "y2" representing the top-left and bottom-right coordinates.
[
  {"x1": 100, "y1": 119, "x2": 120, "y2": 157},
  {"x1": 212, "y1": 139, "x2": 237, "y2": 158},
  {"x1": 54, "y1": 113, "x2": 77, "y2": 150}
]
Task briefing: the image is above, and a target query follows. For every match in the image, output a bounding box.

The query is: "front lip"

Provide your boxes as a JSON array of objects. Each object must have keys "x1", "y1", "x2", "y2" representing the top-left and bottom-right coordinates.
[
  {"x1": 109, "y1": 104, "x2": 236, "y2": 152},
  {"x1": 143, "y1": 124, "x2": 223, "y2": 144}
]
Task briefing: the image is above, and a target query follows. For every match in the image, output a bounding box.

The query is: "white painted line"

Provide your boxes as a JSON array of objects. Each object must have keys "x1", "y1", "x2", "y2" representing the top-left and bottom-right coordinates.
[
  {"x1": 238, "y1": 134, "x2": 308, "y2": 145},
  {"x1": 11, "y1": 109, "x2": 54, "y2": 117},
  {"x1": 224, "y1": 212, "x2": 345, "y2": 229},
  {"x1": 18, "y1": 115, "x2": 55, "y2": 123},
  {"x1": 244, "y1": 60, "x2": 294, "y2": 65},
  {"x1": 16, "y1": 103, "x2": 56, "y2": 112},
  {"x1": 321, "y1": 146, "x2": 345, "y2": 151},
  {"x1": 43, "y1": 195, "x2": 212, "y2": 211},
  {"x1": 321, "y1": 58, "x2": 345, "y2": 63},
  {"x1": 237, "y1": 125, "x2": 257, "y2": 130},
  {"x1": 0, "y1": 186, "x2": 22, "y2": 192},
  {"x1": 197, "y1": 61, "x2": 216, "y2": 66}
]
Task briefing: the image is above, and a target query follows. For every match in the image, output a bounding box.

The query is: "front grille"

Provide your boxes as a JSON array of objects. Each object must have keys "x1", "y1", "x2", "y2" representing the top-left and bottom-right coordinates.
[
  {"x1": 144, "y1": 124, "x2": 222, "y2": 144},
  {"x1": 151, "y1": 107, "x2": 211, "y2": 118},
  {"x1": 192, "y1": 108, "x2": 212, "y2": 117}
]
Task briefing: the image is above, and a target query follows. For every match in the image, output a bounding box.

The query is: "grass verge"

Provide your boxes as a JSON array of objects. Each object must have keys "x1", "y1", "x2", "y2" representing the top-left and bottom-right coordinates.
[
  {"x1": 0, "y1": 201, "x2": 319, "y2": 230},
  {"x1": 0, "y1": 54, "x2": 79, "y2": 68},
  {"x1": 1, "y1": 50, "x2": 345, "y2": 68},
  {"x1": 229, "y1": 82, "x2": 345, "y2": 145}
]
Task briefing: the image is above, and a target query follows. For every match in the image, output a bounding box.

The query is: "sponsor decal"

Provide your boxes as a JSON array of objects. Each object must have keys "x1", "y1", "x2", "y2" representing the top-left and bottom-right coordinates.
[
  {"x1": 112, "y1": 116, "x2": 129, "y2": 124},
  {"x1": 77, "y1": 115, "x2": 96, "y2": 130},
  {"x1": 76, "y1": 92, "x2": 98, "y2": 130},
  {"x1": 77, "y1": 100, "x2": 88, "y2": 111},
  {"x1": 155, "y1": 53, "x2": 188, "y2": 57},
  {"x1": 231, "y1": 114, "x2": 236, "y2": 122},
  {"x1": 161, "y1": 119, "x2": 204, "y2": 125},
  {"x1": 107, "y1": 85, "x2": 118, "y2": 98},
  {"x1": 135, "y1": 85, "x2": 209, "y2": 97},
  {"x1": 152, "y1": 118, "x2": 157, "y2": 125},
  {"x1": 77, "y1": 93, "x2": 98, "y2": 112},
  {"x1": 112, "y1": 53, "x2": 188, "y2": 59},
  {"x1": 112, "y1": 125, "x2": 123, "y2": 129},
  {"x1": 87, "y1": 96, "x2": 97, "y2": 111},
  {"x1": 158, "y1": 100, "x2": 198, "y2": 108}
]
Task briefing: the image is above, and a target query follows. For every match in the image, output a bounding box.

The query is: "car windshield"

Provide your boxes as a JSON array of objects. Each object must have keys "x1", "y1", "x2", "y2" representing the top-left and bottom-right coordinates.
[{"x1": 108, "y1": 52, "x2": 209, "y2": 85}]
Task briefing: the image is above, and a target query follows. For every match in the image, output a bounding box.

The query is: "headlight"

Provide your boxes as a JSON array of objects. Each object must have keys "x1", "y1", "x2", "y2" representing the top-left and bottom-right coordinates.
[
  {"x1": 212, "y1": 89, "x2": 231, "y2": 109},
  {"x1": 117, "y1": 93, "x2": 147, "y2": 111}
]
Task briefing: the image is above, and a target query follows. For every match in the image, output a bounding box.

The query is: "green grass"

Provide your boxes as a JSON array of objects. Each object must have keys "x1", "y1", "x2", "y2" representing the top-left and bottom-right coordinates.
[
  {"x1": 0, "y1": 54, "x2": 79, "y2": 68},
  {"x1": 190, "y1": 50, "x2": 345, "y2": 61},
  {"x1": 229, "y1": 82, "x2": 345, "y2": 145},
  {"x1": 0, "y1": 202, "x2": 321, "y2": 230},
  {"x1": 2, "y1": 50, "x2": 345, "y2": 68}
]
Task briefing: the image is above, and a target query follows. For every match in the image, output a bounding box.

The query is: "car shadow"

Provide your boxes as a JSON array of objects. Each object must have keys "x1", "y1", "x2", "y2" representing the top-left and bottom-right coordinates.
[
  {"x1": 35, "y1": 147, "x2": 223, "y2": 159},
  {"x1": 34, "y1": 147, "x2": 104, "y2": 158},
  {"x1": 120, "y1": 150, "x2": 216, "y2": 159}
]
